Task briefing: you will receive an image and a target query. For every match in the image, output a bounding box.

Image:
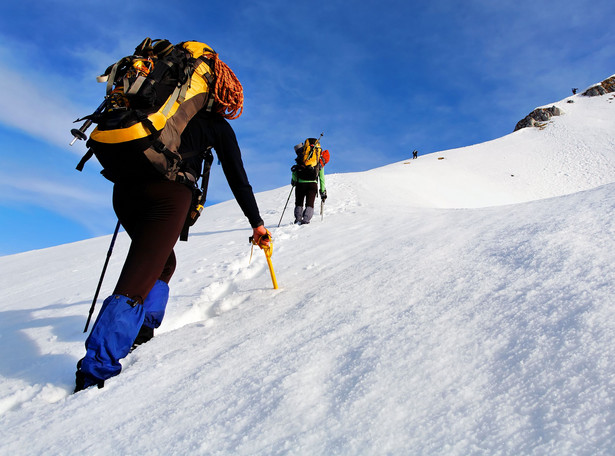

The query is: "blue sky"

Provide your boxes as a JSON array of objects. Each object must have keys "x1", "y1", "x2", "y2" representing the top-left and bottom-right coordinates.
[{"x1": 1, "y1": 0, "x2": 614, "y2": 256}]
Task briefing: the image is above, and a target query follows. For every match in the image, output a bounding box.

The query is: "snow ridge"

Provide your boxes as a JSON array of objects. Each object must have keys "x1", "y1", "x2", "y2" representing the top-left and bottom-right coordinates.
[{"x1": 1, "y1": 88, "x2": 615, "y2": 455}]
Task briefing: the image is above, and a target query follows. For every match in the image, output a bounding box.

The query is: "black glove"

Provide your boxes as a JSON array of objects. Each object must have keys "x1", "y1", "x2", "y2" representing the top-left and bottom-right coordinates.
[
  {"x1": 320, "y1": 190, "x2": 327, "y2": 201},
  {"x1": 291, "y1": 179, "x2": 296, "y2": 187}
]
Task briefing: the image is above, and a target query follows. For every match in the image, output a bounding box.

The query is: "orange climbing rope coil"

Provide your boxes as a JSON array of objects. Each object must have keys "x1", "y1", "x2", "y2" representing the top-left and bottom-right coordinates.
[{"x1": 212, "y1": 54, "x2": 244, "y2": 120}]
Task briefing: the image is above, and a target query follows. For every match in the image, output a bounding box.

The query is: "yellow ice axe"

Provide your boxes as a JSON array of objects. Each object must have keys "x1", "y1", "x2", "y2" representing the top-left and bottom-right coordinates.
[{"x1": 249, "y1": 230, "x2": 278, "y2": 289}]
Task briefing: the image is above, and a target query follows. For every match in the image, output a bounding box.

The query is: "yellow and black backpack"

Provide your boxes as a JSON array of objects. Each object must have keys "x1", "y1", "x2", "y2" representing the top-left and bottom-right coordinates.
[
  {"x1": 74, "y1": 38, "x2": 243, "y2": 184},
  {"x1": 293, "y1": 137, "x2": 323, "y2": 180}
]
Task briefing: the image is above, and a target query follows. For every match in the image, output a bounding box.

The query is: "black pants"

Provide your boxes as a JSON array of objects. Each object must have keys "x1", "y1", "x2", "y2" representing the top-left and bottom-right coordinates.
[
  {"x1": 295, "y1": 182, "x2": 318, "y2": 208},
  {"x1": 112, "y1": 179, "x2": 192, "y2": 303}
]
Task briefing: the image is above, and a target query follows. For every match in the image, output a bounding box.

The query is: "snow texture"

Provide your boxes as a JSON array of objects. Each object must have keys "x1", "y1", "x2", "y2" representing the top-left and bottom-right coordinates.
[{"x1": 1, "y1": 87, "x2": 615, "y2": 455}]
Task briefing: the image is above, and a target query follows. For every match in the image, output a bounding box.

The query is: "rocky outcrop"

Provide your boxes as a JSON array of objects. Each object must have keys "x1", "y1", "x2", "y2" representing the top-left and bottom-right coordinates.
[
  {"x1": 582, "y1": 76, "x2": 615, "y2": 97},
  {"x1": 514, "y1": 75, "x2": 614, "y2": 132},
  {"x1": 514, "y1": 106, "x2": 562, "y2": 131}
]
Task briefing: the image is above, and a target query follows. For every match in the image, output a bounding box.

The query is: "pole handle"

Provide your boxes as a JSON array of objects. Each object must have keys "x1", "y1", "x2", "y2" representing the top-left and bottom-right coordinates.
[
  {"x1": 70, "y1": 100, "x2": 106, "y2": 146},
  {"x1": 70, "y1": 120, "x2": 92, "y2": 146}
]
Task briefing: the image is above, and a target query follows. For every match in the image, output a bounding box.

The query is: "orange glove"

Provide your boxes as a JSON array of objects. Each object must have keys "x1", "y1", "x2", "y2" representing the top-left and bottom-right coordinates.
[{"x1": 252, "y1": 225, "x2": 271, "y2": 248}]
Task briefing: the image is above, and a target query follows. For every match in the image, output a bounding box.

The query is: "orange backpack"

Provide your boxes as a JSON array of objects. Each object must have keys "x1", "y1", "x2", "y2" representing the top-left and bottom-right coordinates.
[{"x1": 320, "y1": 149, "x2": 330, "y2": 168}]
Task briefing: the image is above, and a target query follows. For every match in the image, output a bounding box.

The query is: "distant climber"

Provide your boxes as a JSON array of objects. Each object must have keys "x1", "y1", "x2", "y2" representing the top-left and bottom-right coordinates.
[
  {"x1": 291, "y1": 138, "x2": 329, "y2": 225},
  {"x1": 413, "y1": 149, "x2": 418, "y2": 159}
]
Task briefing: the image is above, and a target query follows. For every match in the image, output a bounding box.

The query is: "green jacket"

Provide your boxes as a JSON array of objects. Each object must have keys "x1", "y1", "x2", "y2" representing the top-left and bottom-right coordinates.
[{"x1": 292, "y1": 167, "x2": 326, "y2": 193}]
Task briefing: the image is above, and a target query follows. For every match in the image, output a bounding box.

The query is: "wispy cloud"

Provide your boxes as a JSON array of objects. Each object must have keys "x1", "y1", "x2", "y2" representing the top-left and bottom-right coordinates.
[
  {"x1": 0, "y1": 64, "x2": 84, "y2": 152},
  {"x1": 0, "y1": 170, "x2": 113, "y2": 233}
]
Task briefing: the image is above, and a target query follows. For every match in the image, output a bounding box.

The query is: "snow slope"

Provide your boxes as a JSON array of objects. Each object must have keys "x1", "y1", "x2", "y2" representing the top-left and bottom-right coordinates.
[{"x1": 1, "y1": 86, "x2": 615, "y2": 455}]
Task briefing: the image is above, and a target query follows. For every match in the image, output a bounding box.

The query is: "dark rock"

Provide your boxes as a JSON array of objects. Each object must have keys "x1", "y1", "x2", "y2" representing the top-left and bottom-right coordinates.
[
  {"x1": 514, "y1": 106, "x2": 562, "y2": 131},
  {"x1": 582, "y1": 76, "x2": 615, "y2": 97}
]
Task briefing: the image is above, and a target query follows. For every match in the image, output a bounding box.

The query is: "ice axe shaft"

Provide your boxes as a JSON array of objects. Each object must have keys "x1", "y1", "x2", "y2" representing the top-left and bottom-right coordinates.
[
  {"x1": 264, "y1": 250, "x2": 278, "y2": 290},
  {"x1": 249, "y1": 232, "x2": 278, "y2": 290}
]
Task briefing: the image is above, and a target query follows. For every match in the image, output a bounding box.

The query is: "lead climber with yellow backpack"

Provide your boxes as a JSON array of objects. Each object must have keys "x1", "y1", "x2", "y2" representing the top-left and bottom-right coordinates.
[
  {"x1": 71, "y1": 38, "x2": 270, "y2": 392},
  {"x1": 291, "y1": 136, "x2": 329, "y2": 225}
]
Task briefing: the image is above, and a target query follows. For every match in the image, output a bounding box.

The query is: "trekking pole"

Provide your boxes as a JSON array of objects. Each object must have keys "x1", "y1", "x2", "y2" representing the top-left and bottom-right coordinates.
[
  {"x1": 83, "y1": 220, "x2": 121, "y2": 332},
  {"x1": 70, "y1": 101, "x2": 106, "y2": 146},
  {"x1": 249, "y1": 231, "x2": 278, "y2": 289},
  {"x1": 277, "y1": 186, "x2": 294, "y2": 227}
]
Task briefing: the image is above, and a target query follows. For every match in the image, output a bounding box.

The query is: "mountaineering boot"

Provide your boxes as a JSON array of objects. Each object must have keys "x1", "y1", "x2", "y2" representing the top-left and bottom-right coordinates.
[
  {"x1": 74, "y1": 359, "x2": 105, "y2": 393},
  {"x1": 294, "y1": 206, "x2": 303, "y2": 224},
  {"x1": 75, "y1": 294, "x2": 145, "y2": 392},
  {"x1": 130, "y1": 279, "x2": 169, "y2": 352},
  {"x1": 130, "y1": 325, "x2": 154, "y2": 352},
  {"x1": 302, "y1": 206, "x2": 314, "y2": 224}
]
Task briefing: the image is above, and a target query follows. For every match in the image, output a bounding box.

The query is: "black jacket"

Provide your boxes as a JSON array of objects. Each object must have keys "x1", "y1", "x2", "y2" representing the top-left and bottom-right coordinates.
[{"x1": 179, "y1": 110, "x2": 264, "y2": 228}]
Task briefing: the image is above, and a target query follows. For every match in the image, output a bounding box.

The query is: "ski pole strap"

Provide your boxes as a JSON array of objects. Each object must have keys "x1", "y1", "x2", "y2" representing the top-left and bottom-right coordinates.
[{"x1": 76, "y1": 149, "x2": 95, "y2": 171}]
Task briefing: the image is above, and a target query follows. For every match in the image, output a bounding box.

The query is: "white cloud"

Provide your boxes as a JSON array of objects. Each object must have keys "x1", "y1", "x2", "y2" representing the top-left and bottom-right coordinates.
[{"x1": 0, "y1": 63, "x2": 90, "y2": 154}]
